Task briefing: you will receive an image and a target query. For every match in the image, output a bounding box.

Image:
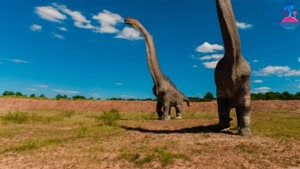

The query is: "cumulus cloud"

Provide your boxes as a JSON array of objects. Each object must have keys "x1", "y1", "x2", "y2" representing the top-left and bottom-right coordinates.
[
  {"x1": 35, "y1": 6, "x2": 66, "y2": 22},
  {"x1": 254, "y1": 66, "x2": 300, "y2": 77},
  {"x1": 253, "y1": 87, "x2": 271, "y2": 93},
  {"x1": 52, "y1": 32, "x2": 64, "y2": 39},
  {"x1": 253, "y1": 60, "x2": 259, "y2": 63},
  {"x1": 196, "y1": 42, "x2": 224, "y2": 53},
  {"x1": 93, "y1": 10, "x2": 123, "y2": 33},
  {"x1": 34, "y1": 4, "x2": 140, "y2": 41},
  {"x1": 58, "y1": 27, "x2": 67, "y2": 32},
  {"x1": 200, "y1": 54, "x2": 223, "y2": 61},
  {"x1": 253, "y1": 80, "x2": 264, "y2": 83},
  {"x1": 53, "y1": 3, "x2": 94, "y2": 29},
  {"x1": 203, "y1": 60, "x2": 219, "y2": 69},
  {"x1": 115, "y1": 27, "x2": 143, "y2": 40},
  {"x1": 236, "y1": 21, "x2": 253, "y2": 30},
  {"x1": 52, "y1": 89, "x2": 79, "y2": 94},
  {"x1": 30, "y1": 24, "x2": 42, "y2": 32}
]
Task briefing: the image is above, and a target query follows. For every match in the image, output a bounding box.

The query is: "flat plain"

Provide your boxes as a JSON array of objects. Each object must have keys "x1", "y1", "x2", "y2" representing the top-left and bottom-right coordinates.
[{"x1": 0, "y1": 99, "x2": 299, "y2": 169}]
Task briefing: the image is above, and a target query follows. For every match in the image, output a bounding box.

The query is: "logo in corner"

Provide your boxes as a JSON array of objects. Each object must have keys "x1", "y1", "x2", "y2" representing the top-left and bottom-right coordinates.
[{"x1": 280, "y1": 1, "x2": 300, "y2": 29}]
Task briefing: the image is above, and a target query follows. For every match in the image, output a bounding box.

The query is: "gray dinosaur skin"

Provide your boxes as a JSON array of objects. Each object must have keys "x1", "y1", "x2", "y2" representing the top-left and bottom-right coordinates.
[
  {"x1": 215, "y1": 0, "x2": 252, "y2": 136},
  {"x1": 125, "y1": 18, "x2": 190, "y2": 121}
]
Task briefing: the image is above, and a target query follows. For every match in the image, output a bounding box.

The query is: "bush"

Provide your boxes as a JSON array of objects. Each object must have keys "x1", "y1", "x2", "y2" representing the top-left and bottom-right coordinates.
[
  {"x1": 1, "y1": 112, "x2": 29, "y2": 124},
  {"x1": 99, "y1": 109, "x2": 121, "y2": 126}
]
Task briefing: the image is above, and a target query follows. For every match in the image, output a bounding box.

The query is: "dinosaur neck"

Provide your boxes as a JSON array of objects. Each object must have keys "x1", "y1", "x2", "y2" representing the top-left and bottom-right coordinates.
[
  {"x1": 217, "y1": 0, "x2": 241, "y2": 64},
  {"x1": 135, "y1": 22, "x2": 164, "y2": 84}
]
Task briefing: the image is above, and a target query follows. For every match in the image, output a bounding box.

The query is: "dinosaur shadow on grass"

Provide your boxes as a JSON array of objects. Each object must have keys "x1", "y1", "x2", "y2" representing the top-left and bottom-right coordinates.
[{"x1": 121, "y1": 124, "x2": 236, "y2": 135}]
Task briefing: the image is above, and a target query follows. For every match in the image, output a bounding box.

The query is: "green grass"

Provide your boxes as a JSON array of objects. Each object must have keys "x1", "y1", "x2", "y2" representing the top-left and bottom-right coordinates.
[
  {"x1": 1, "y1": 112, "x2": 29, "y2": 124},
  {"x1": 119, "y1": 147, "x2": 188, "y2": 167},
  {"x1": 234, "y1": 143, "x2": 257, "y2": 154},
  {"x1": 96, "y1": 109, "x2": 121, "y2": 126},
  {"x1": 61, "y1": 110, "x2": 75, "y2": 119},
  {"x1": 252, "y1": 111, "x2": 300, "y2": 140},
  {"x1": 0, "y1": 137, "x2": 68, "y2": 153}
]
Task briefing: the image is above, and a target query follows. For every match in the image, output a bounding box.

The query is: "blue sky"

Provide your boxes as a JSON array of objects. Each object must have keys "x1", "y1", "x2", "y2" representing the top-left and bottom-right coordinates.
[{"x1": 0, "y1": 0, "x2": 299, "y2": 99}]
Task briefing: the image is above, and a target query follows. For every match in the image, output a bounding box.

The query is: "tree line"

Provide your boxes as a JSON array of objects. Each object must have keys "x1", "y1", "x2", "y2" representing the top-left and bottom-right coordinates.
[{"x1": 1, "y1": 91, "x2": 300, "y2": 101}]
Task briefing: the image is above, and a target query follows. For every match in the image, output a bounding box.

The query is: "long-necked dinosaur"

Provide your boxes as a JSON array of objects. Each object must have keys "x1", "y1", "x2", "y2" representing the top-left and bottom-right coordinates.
[
  {"x1": 125, "y1": 18, "x2": 190, "y2": 120},
  {"x1": 215, "y1": 0, "x2": 252, "y2": 136}
]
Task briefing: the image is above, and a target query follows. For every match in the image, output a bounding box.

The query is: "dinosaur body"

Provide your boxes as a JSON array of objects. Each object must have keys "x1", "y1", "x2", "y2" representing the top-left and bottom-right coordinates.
[
  {"x1": 125, "y1": 18, "x2": 190, "y2": 120},
  {"x1": 215, "y1": 0, "x2": 252, "y2": 136}
]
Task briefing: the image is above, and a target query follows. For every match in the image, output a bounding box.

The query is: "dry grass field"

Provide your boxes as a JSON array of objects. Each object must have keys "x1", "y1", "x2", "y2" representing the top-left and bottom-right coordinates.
[{"x1": 0, "y1": 98, "x2": 299, "y2": 169}]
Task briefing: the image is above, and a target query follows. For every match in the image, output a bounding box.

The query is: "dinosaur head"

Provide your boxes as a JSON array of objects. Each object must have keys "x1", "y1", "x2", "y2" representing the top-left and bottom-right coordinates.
[{"x1": 124, "y1": 18, "x2": 140, "y2": 29}]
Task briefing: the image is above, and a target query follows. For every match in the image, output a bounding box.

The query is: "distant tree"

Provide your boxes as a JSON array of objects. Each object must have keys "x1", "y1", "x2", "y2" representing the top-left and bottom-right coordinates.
[
  {"x1": 204, "y1": 92, "x2": 214, "y2": 101},
  {"x1": 72, "y1": 95, "x2": 86, "y2": 100},
  {"x1": 56, "y1": 94, "x2": 62, "y2": 100},
  {"x1": 39, "y1": 94, "x2": 46, "y2": 99},
  {"x1": 282, "y1": 91, "x2": 294, "y2": 100},
  {"x1": 29, "y1": 94, "x2": 36, "y2": 98},
  {"x1": 2, "y1": 91, "x2": 15, "y2": 96},
  {"x1": 295, "y1": 92, "x2": 300, "y2": 99},
  {"x1": 15, "y1": 92, "x2": 24, "y2": 97}
]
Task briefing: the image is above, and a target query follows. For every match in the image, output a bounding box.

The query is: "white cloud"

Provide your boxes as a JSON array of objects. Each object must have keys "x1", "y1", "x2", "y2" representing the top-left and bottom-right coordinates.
[
  {"x1": 253, "y1": 87, "x2": 271, "y2": 93},
  {"x1": 30, "y1": 24, "x2": 42, "y2": 32},
  {"x1": 203, "y1": 60, "x2": 219, "y2": 69},
  {"x1": 255, "y1": 66, "x2": 300, "y2": 77},
  {"x1": 253, "y1": 60, "x2": 259, "y2": 63},
  {"x1": 298, "y1": 57, "x2": 300, "y2": 63},
  {"x1": 236, "y1": 21, "x2": 253, "y2": 30},
  {"x1": 253, "y1": 80, "x2": 264, "y2": 83},
  {"x1": 53, "y1": 3, "x2": 94, "y2": 29},
  {"x1": 37, "y1": 84, "x2": 48, "y2": 88},
  {"x1": 192, "y1": 65, "x2": 198, "y2": 68},
  {"x1": 115, "y1": 27, "x2": 143, "y2": 40},
  {"x1": 196, "y1": 42, "x2": 224, "y2": 53},
  {"x1": 25, "y1": 88, "x2": 37, "y2": 92},
  {"x1": 52, "y1": 89, "x2": 79, "y2": 94},
  {"x1": 4, "y1": 58, "x2": 29, "y2": 64},
  {"x1": 200, "y1": 54, "x2": 223, "y2": 61},
  {"x1": 93, "y1": 10, "x2": 123, "y2": 33},
  {"x1": 35, "y1": 6, "x2": 66, "y2": 22},
  {"x1": 58, "y1": 27, "x2": 67, "y2": 32},
  {"x1": 114, "y1": 82, "x2": 123, "y2": 86},
  {"x1": 52, "y1": 32, "x2": 64, "y2": 39}
]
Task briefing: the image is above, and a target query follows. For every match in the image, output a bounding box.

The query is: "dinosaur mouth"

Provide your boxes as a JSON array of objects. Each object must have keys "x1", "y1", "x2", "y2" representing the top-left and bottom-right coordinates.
[{"x1": 124, "y1": 18, "x2": 132, "y2": 25}]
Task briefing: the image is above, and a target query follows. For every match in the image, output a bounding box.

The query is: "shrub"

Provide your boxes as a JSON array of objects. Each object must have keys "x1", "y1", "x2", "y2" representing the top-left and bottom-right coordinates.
[
  {"x1": 100, "y1": 109, "x2": 121, "y2": 126},
  {"x1": 1, "y1": 112, "x2": 29, "y2": 124}
]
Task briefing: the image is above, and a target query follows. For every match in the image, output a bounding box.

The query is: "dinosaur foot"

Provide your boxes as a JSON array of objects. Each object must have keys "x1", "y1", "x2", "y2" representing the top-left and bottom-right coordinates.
[
  {"x1": 238, "y1": 127, "x2": 252, "y2": 136},
  {"x1": 175, "y1": 115, "x2": 182, "y2": 120},
  {"x1": 160, "y1": 115, "x2": 170, "y2": 121}
]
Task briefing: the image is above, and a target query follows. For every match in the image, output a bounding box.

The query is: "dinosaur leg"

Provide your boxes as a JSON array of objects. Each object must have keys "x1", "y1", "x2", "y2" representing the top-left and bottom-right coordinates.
[
  {"x1": 161, "y1": 102, "x2": 170, "y2": 121},
  {"x1": 236, "y1": 93, "x2": 252, "y2": 136},
  {"x1": 175, "y1": 104, "x2": 182, "y2": 119},
  {"x1": 156, "y1": 101, "x2": 164, "y2": 119},
  {"x1": 217, "y1": 97, "x2": 232, "y2": 130}
]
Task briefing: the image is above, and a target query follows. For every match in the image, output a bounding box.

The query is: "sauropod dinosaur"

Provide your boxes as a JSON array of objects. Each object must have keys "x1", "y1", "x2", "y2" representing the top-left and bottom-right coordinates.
[
  {"x1": 215, "y1": 0, "x2": 252, "y2": 136},
  {"x1": 125, "y1": 18, "x2": 190, "y2": 120}
]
